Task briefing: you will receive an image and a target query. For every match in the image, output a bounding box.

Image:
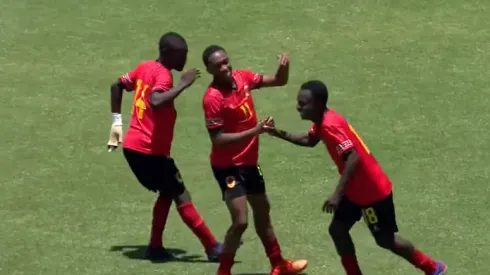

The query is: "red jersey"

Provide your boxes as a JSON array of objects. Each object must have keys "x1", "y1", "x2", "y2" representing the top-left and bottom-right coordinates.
[
  {"x1": 119, "y1": 60, "x2": 176, "y2": 156},
  {"x1": 309, "y1": 109, "x2": 392, "y2": 205},
  {"x1": 202, "y1": 69, "x2": 263, "y2": 167}
]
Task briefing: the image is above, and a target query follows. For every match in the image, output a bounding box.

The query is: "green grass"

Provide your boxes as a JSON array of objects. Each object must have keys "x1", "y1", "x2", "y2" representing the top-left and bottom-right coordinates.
[{"x1": 1, "y1": 0, "x2": 490, "y2": 274}]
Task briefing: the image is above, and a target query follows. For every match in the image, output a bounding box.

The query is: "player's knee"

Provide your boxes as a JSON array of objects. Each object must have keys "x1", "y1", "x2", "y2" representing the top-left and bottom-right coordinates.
[
  {"x1": 173, "y1": 189, "x2": 191, "y2": 205},
  {"x1": 374, "y1": 235, "x2": 395, "y2": 250},
  {"x1": 230, "y1": 220, "x2": 248, "y2": 234}
]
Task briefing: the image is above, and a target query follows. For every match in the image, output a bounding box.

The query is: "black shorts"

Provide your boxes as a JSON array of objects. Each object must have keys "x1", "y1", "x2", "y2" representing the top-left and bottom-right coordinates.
[
  {"x1": 212, "y1": 165, "x2": 266, "y2": 200},
  {"x1": 123, "y1": 148, "x2": 185, "y2": 196},
  {"x1": 334, "y1": 192, "x2": 398, "y2": 236}
]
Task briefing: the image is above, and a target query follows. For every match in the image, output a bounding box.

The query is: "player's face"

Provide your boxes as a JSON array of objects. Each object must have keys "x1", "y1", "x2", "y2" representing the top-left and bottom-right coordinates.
[
  {"x1": 296, "y1": 89, "x2": 316, "y2": 120},
  {"x1": 207, "y1": 50, "x2": 232, "y2": 82},
  {"x1": 172, "y1": 48, "x2": 188, "y2": 71}
]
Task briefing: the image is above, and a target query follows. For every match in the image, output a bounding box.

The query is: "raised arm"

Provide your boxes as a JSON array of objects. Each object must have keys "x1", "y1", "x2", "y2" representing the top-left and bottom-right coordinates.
[
  {"x1": 259, "y1": 53, "x2": 289, "y2": 88},
  {"x1": 150, "y1": 68, "x2": 200, "y2": 108}
]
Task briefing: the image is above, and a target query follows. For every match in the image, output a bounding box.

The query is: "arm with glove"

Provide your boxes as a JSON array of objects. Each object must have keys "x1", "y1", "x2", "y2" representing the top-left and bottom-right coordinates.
[{"x1": 107, "y1": 79, "x2": 125, "y2": 152}]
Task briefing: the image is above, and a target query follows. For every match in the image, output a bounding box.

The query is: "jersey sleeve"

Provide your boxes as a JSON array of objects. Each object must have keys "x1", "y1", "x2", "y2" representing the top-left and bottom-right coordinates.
[
  {"x1": 202, "y1": 92, "x2": 224, "y2": 129},
  {"x1": 152, "y1": 69, "x2": 173, "y2": 92},
  {"x1": 240, "y1": 69, "x2": 263, "y2": 90},
  {"x1": 119, "y1": 63, "x2": 141, "y2": 91},
  {"x1": 325, "y1": 124, "x2": 354, "y2": 156}
]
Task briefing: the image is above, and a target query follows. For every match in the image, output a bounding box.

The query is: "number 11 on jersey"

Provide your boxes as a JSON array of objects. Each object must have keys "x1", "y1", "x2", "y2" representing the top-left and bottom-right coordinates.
[{"x1": 240, "y1": 102, "x2": 253, "y2": 118}]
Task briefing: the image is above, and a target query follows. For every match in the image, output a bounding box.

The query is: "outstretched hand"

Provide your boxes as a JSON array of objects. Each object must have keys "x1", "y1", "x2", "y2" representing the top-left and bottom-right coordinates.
[
  {"x1": 255, "y1": 116, "x2": 275, "y2": 135},
  {"x1": 179, "y1": 68, "x2": 201, "y2": 88},
  {"x1": 263, "y1": 117, "x2": 276, "y2": 135}
]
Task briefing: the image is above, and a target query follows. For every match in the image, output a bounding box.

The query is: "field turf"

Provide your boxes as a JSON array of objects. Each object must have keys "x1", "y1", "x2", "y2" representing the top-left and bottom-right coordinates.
[{"x1": 2, "y1": 0, "x2": 490, "y2": 274}]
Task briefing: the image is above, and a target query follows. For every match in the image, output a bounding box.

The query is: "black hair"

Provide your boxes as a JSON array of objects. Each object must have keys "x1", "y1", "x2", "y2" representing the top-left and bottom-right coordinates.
[
  {"x1": 202, "y1": 45, "x2": 225, "y2": 66},
  {"x1": 159, "y1": 32, "x2": 187, "y2": 53},
  {"x1": 300, "y1": 80, "x2": 328, "y2": 106}
]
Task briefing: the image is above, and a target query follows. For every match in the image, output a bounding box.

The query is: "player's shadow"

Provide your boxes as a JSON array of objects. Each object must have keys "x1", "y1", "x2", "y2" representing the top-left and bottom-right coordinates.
[{"x1": 110, "y1": 245, "x2": 211, "y2": 263}]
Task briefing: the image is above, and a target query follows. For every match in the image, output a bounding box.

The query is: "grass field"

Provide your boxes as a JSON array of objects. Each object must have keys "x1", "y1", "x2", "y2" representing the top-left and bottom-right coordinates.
[{"x1": 2, "y1": 0, "x2": 490, "y2": 274}]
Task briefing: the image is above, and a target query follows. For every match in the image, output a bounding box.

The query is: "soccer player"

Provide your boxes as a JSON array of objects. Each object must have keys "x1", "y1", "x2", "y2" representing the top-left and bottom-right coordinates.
[
  {"x1": 107, "y1": 32, "x2": 222, "y2": 261},
  {"x1": 264, "y1": 80, "x2": 447, "y2": 275},
  {"x1": 201, "y1": 45, "x2": 308, "y2": 275}
]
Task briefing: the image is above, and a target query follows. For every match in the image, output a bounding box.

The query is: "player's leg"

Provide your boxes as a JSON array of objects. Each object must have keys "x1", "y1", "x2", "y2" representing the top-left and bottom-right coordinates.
[
  {"x1": 174, "y1": 189, "x2": 222, "y2": 261},
  {"x1": 246, "y1": 165, "x2": 307, "y2": 275},
  {"x1": 213, "y1": 167, "x2": 249, "y2": 275},
  {"x1": 366, "y1": 193, "x2": 447, "y2": 274},
  {"x1": 122, "y1": 149, "x2": 173, "y2": 260},
  {"x1": 329, "y1": 197, "x2": 363, "y2": 275},
  {"x1": 163, "y1": 158, "x2": 221, "y2": 261},
  {"x1": 218, "y1": 195, "x2": 248, "y2": 274}
]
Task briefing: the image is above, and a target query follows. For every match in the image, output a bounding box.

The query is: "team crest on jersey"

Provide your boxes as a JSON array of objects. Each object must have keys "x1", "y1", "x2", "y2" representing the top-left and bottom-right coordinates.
[{"x1": 225, "y1": 176, "x2": 236, "y2": 188}]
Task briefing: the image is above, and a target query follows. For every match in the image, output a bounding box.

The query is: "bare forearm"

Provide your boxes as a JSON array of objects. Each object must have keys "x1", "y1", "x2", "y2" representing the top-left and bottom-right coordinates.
[
  {"x1": 261, "y1": 71, "x2": 288, "y2": 87},
  {"x1": 274, "y1": 64, "x2": 288, "y2": 85},
  {"x1": 261, "y1": 55, "x2": 289, "y2": 87},
  {"x1": 212, "y1": 128, "x2": 258, "y2": 147},
  {"x1": 271, "y1": 128, "x2": 314, "y2": 147},
  {"x1": 150, "y1": 84, "x2": 187, "y2": 108},
  {"x1": 336, "y1": 151, "x2": 359, "y2": 194},
  {"x1": 110, "y1": 83, "x2": 124, "y2": 113}
]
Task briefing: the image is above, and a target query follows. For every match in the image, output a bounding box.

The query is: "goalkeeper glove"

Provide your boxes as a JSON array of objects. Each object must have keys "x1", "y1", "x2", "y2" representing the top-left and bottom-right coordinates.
[{"x1": 107, "y1": 113, "x2": 123, "y2": 152}]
